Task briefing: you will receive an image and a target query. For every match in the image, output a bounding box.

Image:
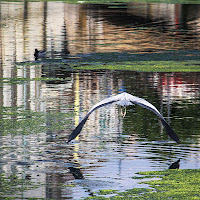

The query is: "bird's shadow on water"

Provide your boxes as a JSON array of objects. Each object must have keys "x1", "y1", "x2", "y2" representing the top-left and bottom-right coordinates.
[
  {"x1": 68, "y1": 167, "x2": 85, "y2": 180},
  {"x1": 67, "y1": 160, "x2": 181, "y2": 179}
]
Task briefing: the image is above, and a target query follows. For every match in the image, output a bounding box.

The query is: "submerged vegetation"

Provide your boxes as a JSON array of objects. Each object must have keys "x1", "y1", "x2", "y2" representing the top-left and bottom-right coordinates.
[
  {"x1": 0, "y1": 174, "x2": 40, "y2": 199},
  {"x1": 85, "y1": 169, "x2": 200, "y2": 199},
  {"x1": 17, "y1": 50, "x2": 200, "y2": 72},
  {"x1": 0, "y1": 106, "x2": 71, "y2": 135},
  {"x1": 2, "y1": 169, "x2": 199, "y2": 199}
]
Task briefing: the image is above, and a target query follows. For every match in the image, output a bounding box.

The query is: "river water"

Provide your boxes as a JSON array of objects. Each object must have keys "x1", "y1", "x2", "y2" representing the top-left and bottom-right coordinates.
[{"x1": 0, "y1": 1, "x2": 200, "y2": 199}]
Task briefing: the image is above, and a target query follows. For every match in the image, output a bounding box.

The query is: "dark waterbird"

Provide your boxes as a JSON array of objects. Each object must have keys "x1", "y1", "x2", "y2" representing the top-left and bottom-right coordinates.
[
  {"x1": 34, "y1": 49, "x2": 46, "y2": 60},
  {"x1": 169, "y1": 159, "x2": 181, "y2": 169},
  {"x1": 68, "y1": 92, "x2": 180, "y2": 144}
]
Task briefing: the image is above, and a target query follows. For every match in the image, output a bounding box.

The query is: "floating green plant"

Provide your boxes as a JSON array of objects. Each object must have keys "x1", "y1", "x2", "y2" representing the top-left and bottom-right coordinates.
[
  {"x1": 16, "y1": 50, "x2": 200, "y2": 72},
  {"x1": 0, "y1": 174, "x2": 40, "y2": 198},
  {"x1": 0, "y1": 106, "x2": 72, "y2": 135},
  {"x1": 98, "y1": 189, "x2": 118, "y2": 195},
  {"x1": 85, "y1": 169, "x2": 200, "y2": 199},
  {"x1": 0, "y1": 77, "x2": 68, "y2": 85}
]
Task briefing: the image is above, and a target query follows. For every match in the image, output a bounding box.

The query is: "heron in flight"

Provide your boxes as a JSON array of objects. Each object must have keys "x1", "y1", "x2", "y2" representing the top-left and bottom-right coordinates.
[{"x1": 68, "y1": 92, "x2": 180, "y2": 144}]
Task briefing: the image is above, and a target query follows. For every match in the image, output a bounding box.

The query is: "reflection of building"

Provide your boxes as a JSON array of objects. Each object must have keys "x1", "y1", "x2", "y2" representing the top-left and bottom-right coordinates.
[
  {"x1": 150, "y1": 72, "x2": 200, "y2": 103},
  {"x1": 72, "y1": 71, "x2": 123, "y2": 142},
  {"x1": 64, "y1": 3, "x2": 200, "y2": 53},
  {"x1": 1, "y1": 2, "x2": 200, "y2": 63}
]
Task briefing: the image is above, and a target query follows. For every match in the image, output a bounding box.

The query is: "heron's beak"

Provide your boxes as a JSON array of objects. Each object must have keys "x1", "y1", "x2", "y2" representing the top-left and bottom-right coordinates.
[{"x1": 121, "y1": 106, "x2": 126, "y2": 118}]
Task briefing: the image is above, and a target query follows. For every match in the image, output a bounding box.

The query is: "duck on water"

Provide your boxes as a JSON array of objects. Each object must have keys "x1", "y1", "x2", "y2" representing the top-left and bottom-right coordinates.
[{"x1": 34, "y1": 49, "x2": 46, "y2": 60}]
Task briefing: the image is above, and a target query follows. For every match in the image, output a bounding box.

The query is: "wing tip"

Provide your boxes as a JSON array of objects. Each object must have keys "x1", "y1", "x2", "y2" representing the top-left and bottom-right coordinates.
[
  {"x1": 176, "y1": 139, "x2": 180, "y2": 144},
  {"x1": 67, "y1": 134, "x2": 75, "y2": 143}
]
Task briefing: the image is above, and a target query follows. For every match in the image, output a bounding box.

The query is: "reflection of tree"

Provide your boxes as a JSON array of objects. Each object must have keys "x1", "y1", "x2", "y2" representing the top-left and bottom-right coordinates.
[
  {"x1": 116, "y1": 71, "x2": 200, "y2": 143},
  {"x1": 172, "y1": 102, "x2": 200, "y2": 140}
]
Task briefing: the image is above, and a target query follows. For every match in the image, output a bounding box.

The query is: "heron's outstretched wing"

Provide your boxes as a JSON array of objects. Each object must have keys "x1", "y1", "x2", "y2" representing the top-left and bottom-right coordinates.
[
  {"x1": 68, "y1": 94, "x2": 121, "y2": 143},
  {"x1": 127, "y1": 93, "x2": 180, "y2": 144},
  {"x1": 68, "y1": 92, "x2": 180, "y2": 144}
]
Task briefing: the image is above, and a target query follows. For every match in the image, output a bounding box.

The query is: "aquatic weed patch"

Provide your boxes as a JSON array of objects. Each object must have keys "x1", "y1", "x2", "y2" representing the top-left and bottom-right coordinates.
[
  {"x1": 76, "y1": 60, "x2": 200, "y2": 72},
  {"x1": 99, "y1": 189, "x2": 118, "y2": 195},
  {"x1": 0, "y1": 107, "x2": 71, "y2": 135},
  {"x1": 138, "y1": 169, "x2": 200, "y2": 199},
  {"x1": 85, "y1": 169, "x2": 200, "y2": 199},
  {"x1": 0, "y1": 174, "x2": 41, "y2": 199},
  {"x1": 17, "y1": 50, "x2": 200, "y2": 72},
  {"x1": 0, "y1": 77, "x2": 66, "y2": 85},
  {"x1": 71, "y1": 50, "x2": 200, "y2": 72}
]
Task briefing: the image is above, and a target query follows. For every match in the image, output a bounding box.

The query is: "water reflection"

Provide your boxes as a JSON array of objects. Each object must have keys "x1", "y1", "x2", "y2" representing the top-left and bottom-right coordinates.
[
  {"x1": 0, "y1": 2, "x2": 200, "y2": 64},
  {"x1": 0, "y1": 69, "x2": 200, "y2": 199}
]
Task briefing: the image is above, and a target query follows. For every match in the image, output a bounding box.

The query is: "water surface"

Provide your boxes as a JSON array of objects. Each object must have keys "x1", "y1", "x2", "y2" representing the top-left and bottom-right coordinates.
[{"x1": 0, "y1": 1, "x2": 200, "y2": 199}]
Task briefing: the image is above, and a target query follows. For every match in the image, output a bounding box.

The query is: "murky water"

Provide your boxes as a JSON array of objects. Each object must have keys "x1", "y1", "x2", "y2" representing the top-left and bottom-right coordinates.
[{"x1": 0, "y1": 1, "x2": 200, "y2": 199}]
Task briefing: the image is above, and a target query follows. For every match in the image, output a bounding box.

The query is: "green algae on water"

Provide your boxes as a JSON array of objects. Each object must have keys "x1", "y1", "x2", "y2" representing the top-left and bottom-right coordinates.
[
  {"x1": 16, "y1": 50, "x2": 200, "y2": 72},
  {"x1": 85, "y1": 169, "x2": 200, "y2": 199}
]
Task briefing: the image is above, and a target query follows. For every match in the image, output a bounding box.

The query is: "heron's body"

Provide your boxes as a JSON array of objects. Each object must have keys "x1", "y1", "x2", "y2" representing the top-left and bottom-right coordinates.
[{"x1": 68, "y1": 92, "x2": 180, "y2": 144}]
